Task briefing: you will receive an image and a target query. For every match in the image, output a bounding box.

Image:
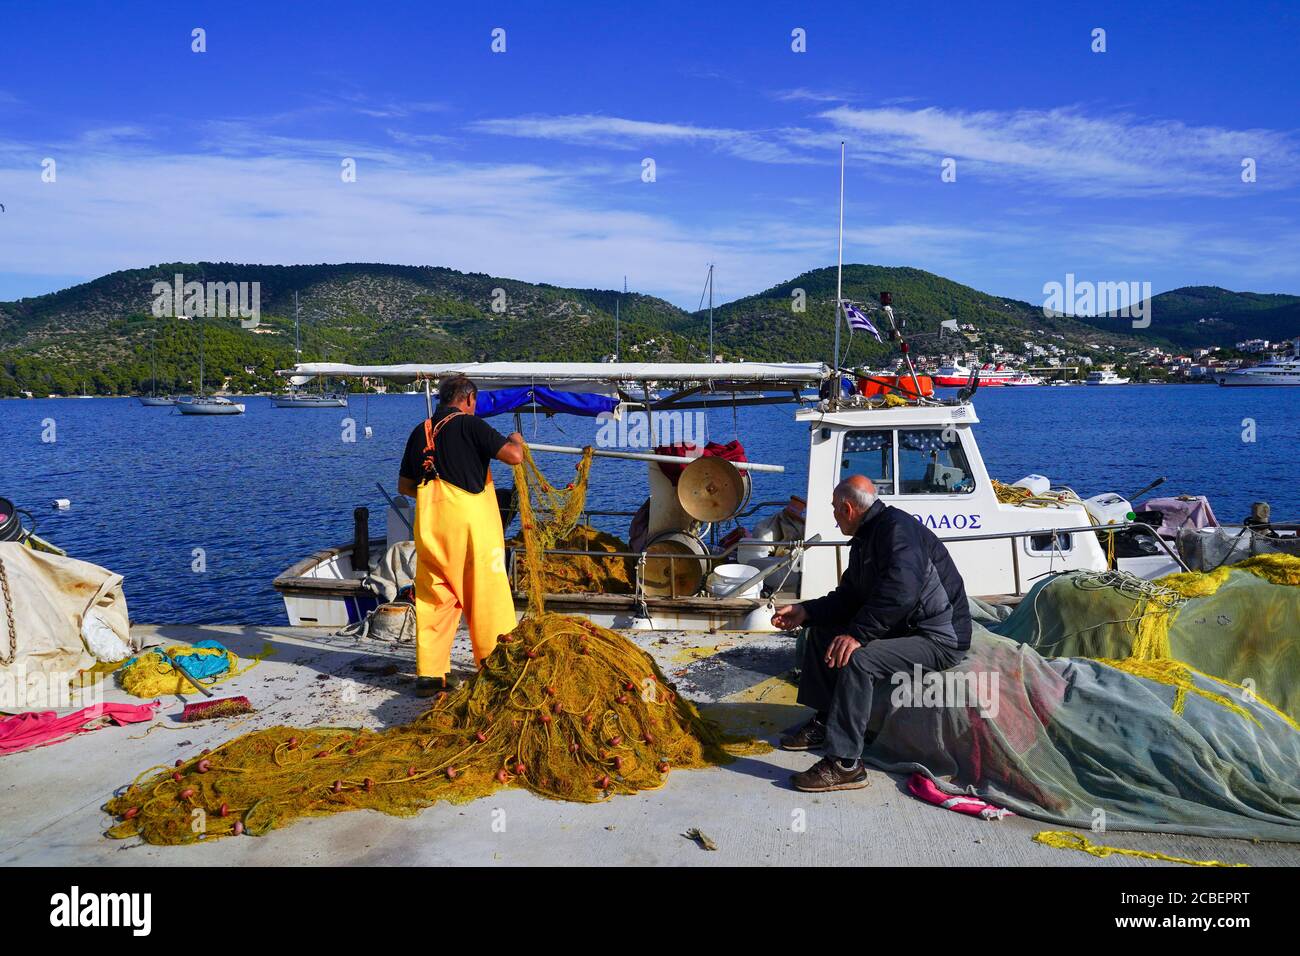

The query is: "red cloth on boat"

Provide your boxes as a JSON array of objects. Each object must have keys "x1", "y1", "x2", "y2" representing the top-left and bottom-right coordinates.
[
  {"x1": 654, "y1": 440, "x2": 747, "y2": 484},
  {"x1": 0, "y1": 701, "x2": 159, "y2": 755}
]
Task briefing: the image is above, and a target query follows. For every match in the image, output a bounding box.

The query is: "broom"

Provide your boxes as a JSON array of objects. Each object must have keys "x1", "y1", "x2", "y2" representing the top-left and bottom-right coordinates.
[{"x1": 172, "y1": 653, "x2": 255, "y2": 722}]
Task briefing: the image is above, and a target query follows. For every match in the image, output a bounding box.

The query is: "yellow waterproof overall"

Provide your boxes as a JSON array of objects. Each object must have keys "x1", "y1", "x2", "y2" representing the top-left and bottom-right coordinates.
[{"x1": 413, "y1": 415, "x2": 517, "y2": 678}]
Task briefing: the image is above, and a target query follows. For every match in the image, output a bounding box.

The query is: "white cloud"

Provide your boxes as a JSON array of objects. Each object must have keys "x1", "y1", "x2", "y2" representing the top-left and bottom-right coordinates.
[
  {"x1": 818, "y1": 105, "x2": 1299, "y2": 197},
  {"x1": 469, "y1": 114, "x2": 818, "y2": 165},
  {"x1": 0, "y1": 134, "x2": 822, "y2": 307}
]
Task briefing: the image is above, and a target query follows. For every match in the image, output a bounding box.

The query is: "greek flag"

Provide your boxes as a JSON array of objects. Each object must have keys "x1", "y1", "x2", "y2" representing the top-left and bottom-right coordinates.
[{"x1": 842, "y1": 301, "x2": 883, "y2": 342}]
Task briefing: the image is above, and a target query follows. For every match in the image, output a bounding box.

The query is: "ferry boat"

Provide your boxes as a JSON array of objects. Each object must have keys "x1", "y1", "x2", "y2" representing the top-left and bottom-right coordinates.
[
  {"x1": 272, "y1": 359, "x2": 1190, "y2": 631},
  {"x1": 1085, "y1": 370, "x2": 1129, "y2": 385},
  {"x1": 1217, "y1": 340, "x2": 1300, "y2": 386},
  {"x1": 932, "y1": 362, "x2": 1016, "y2": 387}
]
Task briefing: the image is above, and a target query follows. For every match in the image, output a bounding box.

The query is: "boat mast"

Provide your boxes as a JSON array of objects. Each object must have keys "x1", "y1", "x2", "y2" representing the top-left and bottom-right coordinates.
[
  {"x1": 615, "y1": 277, "x2": 622, "y2": 362},
  {"x1": 834, "y1": 140, "x2": 845, "y2": 377},
  {"x1": 707, "y1": 263, "x2": 714, "y2": 361},
  {"x1": 198, "y1": 316, "x2": 205, "y2": 398},
  {"x1": 150, "y1": 328, "x2": 157, "y2": 397}
]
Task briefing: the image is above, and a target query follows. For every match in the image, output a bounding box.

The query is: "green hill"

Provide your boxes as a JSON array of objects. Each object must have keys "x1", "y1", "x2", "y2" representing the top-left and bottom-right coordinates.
[
  {"x1": 1069, "y1": 285, "x2": 1300, "y2": 348},
  {"x1": 1, "y1": 262, "x2": 1294, "y2": 396}
]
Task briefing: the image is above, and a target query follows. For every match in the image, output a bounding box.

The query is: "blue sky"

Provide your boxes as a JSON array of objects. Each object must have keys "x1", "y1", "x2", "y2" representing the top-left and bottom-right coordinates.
[{"x1": 1, "y1": 0, "x2": 1297, "y2": 309}]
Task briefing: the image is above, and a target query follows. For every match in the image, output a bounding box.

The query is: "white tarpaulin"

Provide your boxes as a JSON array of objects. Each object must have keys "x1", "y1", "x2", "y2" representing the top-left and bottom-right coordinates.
[
  {"x1": 0, "y1": 544, "x2": 135, "y2": 712},
  {"x1": 279, "y1": 361, "x2": 829, "y2": 388}
]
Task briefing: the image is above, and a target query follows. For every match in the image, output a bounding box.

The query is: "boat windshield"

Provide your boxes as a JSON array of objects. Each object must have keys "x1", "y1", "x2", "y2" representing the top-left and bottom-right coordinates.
[{"x1": 841, "y1": 428, "x2": 975, "y2": 496}]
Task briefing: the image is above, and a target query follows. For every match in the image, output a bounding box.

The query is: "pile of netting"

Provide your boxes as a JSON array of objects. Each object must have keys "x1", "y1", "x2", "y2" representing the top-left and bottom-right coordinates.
[
  {"x1": 117, "y1": 640, "x2": 257, "y2": 698},
  {"x1": 509, "y1": 524, "x2": 635, "y2": 595},
  {"x1": 863, "y1": 554, "x2": 1300, "y2": 843},
  {"x1": 106, "y1": 443, "x2": 754, "y2": 845}
]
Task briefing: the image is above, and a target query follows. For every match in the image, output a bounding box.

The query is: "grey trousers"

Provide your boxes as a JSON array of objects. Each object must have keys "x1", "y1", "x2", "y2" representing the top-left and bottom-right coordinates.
[{"x1": 797, "y1": 625, "x2": 964, "y2": 760}]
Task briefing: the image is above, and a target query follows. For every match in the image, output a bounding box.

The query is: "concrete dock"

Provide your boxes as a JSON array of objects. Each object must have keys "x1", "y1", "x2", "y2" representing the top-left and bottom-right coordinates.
[{"x1": 3, "y1": 623, "x2": 1295, "y2": 867}]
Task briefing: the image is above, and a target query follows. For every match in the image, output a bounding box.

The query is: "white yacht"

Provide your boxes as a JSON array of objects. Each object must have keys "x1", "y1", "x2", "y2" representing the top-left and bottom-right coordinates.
[
  {"x1": 138, "y1": 329, "x2": 174, "y2": 405},
  {"x1": 1085, "y1": 370, "x2": 1129, "y2": 385},
  {"x1": 177, "y1": 395, "x2": 246, "y2": 415},
  {"x1": 177, "y1": 316, "x2": 245, "y2": 415},
  {"x1": 273, "y1": 294, "x2": 349, "y2": 407},
  {"x1": 1217, "y1": 342, "x2": 1300, "y2": 386}
]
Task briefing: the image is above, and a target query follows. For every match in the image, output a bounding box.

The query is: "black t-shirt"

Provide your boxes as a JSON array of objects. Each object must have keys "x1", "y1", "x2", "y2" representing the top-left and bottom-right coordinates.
[{"x1": 399, "y1": 406, "x2": 509, "y2": 494}]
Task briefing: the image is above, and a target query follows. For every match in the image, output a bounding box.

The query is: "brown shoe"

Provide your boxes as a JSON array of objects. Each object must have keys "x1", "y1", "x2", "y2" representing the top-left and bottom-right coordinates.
[
  {"x1": 779, "y1": 717, "x2": 827, "y2": 751},
  {"x1": 791, "y1": 756, "x2": 870, "y2": 792}
]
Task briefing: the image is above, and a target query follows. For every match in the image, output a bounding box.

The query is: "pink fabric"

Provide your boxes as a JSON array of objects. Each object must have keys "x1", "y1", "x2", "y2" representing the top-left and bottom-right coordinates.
[
  {"x1": 0, "y1": 701, "x2": 160, "y2": 756},
  {"x1": 1145, "y1": 495, "x2": 1218, "y2": 537},
  {"x1": 907, "y1": 772, "x2": 1013, "y2": 821}
]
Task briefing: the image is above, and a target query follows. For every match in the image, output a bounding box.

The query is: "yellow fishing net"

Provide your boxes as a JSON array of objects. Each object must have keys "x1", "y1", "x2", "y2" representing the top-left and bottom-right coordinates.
[
  {"x1": 118, "y1": 645, "x2": 256, "y2": 698},
  {"x1": 510, "y1": 525, "x2": 634, "y2": 596},
  {"x1": 106, "y1": 444, "x2": 755, "y2": 845}
]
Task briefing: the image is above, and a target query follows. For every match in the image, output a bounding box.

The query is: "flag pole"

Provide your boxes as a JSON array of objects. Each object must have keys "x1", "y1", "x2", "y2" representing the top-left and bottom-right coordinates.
[{"x1": 834, "y1": 141, "x2": 845, "y2": 379}]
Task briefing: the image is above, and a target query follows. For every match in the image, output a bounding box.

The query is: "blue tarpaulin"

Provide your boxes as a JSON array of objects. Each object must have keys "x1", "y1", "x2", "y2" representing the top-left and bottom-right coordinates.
[{"x1": 476, "y1": 386, "x2": 618, "y2": 418}]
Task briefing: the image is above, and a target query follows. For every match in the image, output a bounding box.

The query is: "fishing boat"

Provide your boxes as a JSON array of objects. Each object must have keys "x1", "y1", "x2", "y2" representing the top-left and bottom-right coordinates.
[
  {"x1": 1217, "y1": 339, "x2": 1300, "y2": 386},
  {"x1": 1085, "y1": 370, "x2": 1129, "y2": 385},
  {"x1": 272, "y1": 292, "x2": 348, "y2": 408},
  {"x1": 270, "y1": 354, "x2": 1215, "y2": 630},
  {"x1": 176, "y1": 316, "x2": 245, "y2": 415}
]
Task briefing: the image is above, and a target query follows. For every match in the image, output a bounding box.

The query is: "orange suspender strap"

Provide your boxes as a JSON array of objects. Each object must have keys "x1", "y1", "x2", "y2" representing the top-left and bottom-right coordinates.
[{"x1": 420, "y1": 410, "x2": 465, "y2": 480}]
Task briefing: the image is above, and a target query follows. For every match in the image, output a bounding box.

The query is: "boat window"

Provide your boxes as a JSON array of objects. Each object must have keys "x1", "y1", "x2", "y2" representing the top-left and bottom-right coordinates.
[
  {"x1": 841, "y1": 430, "x2": 894, "y2": 495},
  {"x1": 896, "y1": 430, "x2": 975, "y2": 495},
  {"x1": 1028, "y1": 531, "x2": 1073, "y2": 554}
]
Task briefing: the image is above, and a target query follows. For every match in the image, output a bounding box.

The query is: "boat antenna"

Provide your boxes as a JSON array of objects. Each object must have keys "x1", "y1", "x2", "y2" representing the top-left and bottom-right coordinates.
[{"x1": 834, "y1": 140, "x2": 845, "y2": 378}]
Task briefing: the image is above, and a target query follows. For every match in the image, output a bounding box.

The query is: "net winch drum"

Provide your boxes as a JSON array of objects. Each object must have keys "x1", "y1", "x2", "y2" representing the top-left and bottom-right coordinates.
[
  {"x1": 677, "y1": 457, "x2": 751, "y2": 523},
  {"x1": 0, "y1": 497, "x2": 31, "y2": 543},
  {"x1": 642, "y1": 530, "x2": 711, "y2": 597}
]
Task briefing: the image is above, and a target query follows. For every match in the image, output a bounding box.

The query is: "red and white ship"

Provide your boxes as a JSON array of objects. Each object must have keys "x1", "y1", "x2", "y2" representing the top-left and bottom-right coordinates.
[{"x1": 931, "y1": 362, "x2": 1018, "y2": 387}]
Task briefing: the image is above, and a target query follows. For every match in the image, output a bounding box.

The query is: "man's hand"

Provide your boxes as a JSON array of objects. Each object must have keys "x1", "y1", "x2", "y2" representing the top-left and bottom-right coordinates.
[
  {"x1": 825, "y1": 633, "x2": 861, "y2": 669},
  {"x1": 771, "y1": 604, "x2": 808, "y2": 630}
]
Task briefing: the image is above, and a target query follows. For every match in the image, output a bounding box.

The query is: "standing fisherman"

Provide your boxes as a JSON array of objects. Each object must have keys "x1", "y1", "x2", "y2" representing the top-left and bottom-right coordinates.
[{"x1": 398, "y1": 374, "x2": 525, "y2": 696}]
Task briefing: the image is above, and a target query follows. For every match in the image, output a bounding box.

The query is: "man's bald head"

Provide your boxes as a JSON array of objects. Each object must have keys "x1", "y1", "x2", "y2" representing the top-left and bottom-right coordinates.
[
  {"x1": 831, "y1": 475, "x2": 878, "y2": 534},
  {"x1": 834, "y1": 475, "x2": 877, "y2": 509}
]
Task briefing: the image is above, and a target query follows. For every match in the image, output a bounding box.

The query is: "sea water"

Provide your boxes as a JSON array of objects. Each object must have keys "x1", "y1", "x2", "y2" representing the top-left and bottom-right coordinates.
[{"x1": 3, "y1": 384, "x2": 1296, "y2": 624}]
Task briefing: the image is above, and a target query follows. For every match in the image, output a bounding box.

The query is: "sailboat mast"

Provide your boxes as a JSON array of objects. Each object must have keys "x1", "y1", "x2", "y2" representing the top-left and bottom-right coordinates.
[
  {"x1": 835, "y1": 140, "x2": 845, "y2": 374},
  {"x1": 707, "y1": 264, "x2": 714, "y2": 361},
  {"x1": 198, "y1": 317, "x2": 205, "y2": 398},
  {"x1": 615, "y1": 281, "x2": 621, "y2": 362}
]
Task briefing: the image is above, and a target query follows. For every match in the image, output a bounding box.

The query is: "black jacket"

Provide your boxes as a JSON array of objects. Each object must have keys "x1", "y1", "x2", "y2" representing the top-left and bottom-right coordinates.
[{"x1": 801, "y1": 499, "x2": 972, "y2": 651}]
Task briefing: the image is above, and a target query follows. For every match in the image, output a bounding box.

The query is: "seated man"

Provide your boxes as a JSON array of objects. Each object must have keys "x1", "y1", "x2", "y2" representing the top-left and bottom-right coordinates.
[{"x1": 771, "y1": 475, "x2": 971, "y2": 792}]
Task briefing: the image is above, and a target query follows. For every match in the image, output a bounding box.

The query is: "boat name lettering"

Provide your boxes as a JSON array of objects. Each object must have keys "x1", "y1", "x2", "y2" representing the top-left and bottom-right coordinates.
[{"x1": 914, "y1": 513, "x2": 981, "y2": 530}]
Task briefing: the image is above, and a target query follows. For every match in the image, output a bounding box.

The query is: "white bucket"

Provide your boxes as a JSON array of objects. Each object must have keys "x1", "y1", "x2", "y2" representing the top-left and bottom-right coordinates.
[{"x1": 707, "y1": 563, "x2": 761, "y2": 599}]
